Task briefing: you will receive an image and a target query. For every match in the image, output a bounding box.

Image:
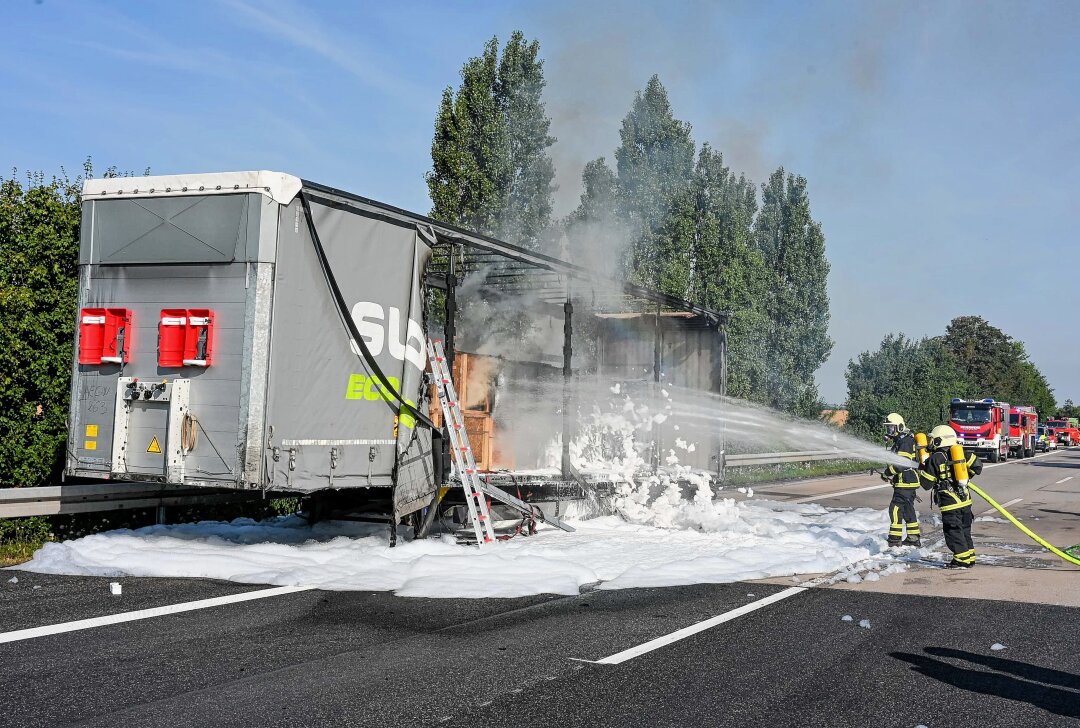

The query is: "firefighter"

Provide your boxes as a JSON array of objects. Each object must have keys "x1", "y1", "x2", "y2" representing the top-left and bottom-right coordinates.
[
  {"x1": 919, "y1": 425, "x2": 981, "y2": 568},
  {"x1": 880, "y1": 413, "x2": 921, "y2": 547}
]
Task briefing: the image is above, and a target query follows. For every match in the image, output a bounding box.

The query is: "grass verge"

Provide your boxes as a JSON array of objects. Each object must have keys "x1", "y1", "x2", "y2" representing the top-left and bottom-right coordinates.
[{"x1": 1, "y1": 540, "x2": 46, "y2": 567}]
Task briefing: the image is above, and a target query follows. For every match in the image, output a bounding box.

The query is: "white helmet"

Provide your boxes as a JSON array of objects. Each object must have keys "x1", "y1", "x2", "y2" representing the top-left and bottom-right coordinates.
[
  {"x1": 884, "y1": 412, "x2": 907, "y2": 438},
  {"x1": 929, "y1": 425, "x2": 958, "y2": 450}
]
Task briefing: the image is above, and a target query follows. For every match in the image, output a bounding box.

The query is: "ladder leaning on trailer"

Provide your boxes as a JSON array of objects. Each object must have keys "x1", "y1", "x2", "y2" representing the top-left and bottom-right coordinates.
[{"x1": 426, "y1": 339, "x2": 575, "y2": 546}]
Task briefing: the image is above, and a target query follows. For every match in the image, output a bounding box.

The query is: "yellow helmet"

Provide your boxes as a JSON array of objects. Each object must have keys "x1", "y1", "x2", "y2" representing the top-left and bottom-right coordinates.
[
  {"x1": 929, "y1": 425, "x2": 957, "y2": 450},
  {"x1": 884, "y1": 412, "x2": 907, "y2": 437}
]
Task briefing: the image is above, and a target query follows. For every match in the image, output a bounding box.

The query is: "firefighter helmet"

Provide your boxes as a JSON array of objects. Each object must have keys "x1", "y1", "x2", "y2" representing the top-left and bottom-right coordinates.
[
  {"x1": 884, "y1": 412, "x2": 907, "y2": 437},
  {"x1": 929, "y1": 425, "x2": 958, "y2": 450}
]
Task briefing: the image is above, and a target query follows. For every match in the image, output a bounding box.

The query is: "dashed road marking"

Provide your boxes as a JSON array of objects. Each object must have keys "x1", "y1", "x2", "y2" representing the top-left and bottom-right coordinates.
[
  {"x1": 983, "y1": 449, "x2": 1062, "y2": 469},
  {"x1": 791, "y1": 483, "x2": 889, "y2": 503},
  {"x1": 980, "y1": 498, "x2": 1022, "y2": 516},
  {"x1": 1054, "y1": 476, "x2": 1074, "y2": 485},
  {"x1": 0, "y1": 585, "x2": 314, "y2": 645}
]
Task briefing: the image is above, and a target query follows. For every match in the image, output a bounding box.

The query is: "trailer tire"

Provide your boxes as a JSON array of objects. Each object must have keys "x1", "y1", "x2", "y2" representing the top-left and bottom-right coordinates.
[
  {"x1": 1024, "y1": 447, "x2": 1034, "y2": 458},
  {"x1": 988, "y1": 449, "x2": 1000, "y2": 463}
]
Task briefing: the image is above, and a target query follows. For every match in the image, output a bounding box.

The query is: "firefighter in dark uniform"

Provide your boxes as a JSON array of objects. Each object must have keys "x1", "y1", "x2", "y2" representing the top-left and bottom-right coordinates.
[
  {"x1": 880, "y1": 413, "x2": 921, "y2": 547},
  {"x1": 920, "y1": 425, "x2": 981, "y2": 568}
]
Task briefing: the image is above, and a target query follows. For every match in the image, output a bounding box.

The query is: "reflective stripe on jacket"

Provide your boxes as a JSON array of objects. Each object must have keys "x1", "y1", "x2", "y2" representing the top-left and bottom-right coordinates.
[{"x1": 885, "y1": 433, "x2": 920, "y2": 488}]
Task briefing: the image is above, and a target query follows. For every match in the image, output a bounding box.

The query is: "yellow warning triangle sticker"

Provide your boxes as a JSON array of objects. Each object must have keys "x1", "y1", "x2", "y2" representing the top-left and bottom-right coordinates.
[{"x1": 147, "y1": 436, "x2": 162, "y2": 454}]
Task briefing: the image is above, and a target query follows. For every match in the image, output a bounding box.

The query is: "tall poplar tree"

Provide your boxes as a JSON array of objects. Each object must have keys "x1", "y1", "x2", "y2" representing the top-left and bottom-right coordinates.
[
  {"x1": 569, "y1": 76, "x2": 695, "y2": 290},
  {"x1": 755, "y1": 168, "x2": 833, "y2": 415},
  {"x1": 614, "y1": 76, "x2": 695, "y2": 290},
  {"x1": 427, "y1": 32, "x2": 555, "y2": 251},
  {"x1": 564, "y1": 157, "x2": 627, "y2": 278},
  {"x1": 690, "y1": 145, "x2": 768, "y2": 400},
  {"x1": 496, "y1": 31, "x2": 556, "y2": 250}
]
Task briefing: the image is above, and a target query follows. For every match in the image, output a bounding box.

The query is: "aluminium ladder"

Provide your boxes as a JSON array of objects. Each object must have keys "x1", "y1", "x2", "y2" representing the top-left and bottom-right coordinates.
[
  {"x1": 427, "y1": 339, "x2": 575, "y2": 546},
  {"x1": 429, "y1": 338, "x2": 496, "y2": 545}
]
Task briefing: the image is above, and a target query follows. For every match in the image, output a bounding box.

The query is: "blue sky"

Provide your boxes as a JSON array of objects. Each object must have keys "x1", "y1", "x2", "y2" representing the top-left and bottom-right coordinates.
[{"x1": 3, "y1": 0, "x2": 1077, "y2": 405}]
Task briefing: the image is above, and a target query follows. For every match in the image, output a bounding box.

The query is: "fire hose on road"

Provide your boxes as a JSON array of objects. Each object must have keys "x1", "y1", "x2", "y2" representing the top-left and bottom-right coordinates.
[{"x1": 969, "y1": 482, "x2": 1080, "y2": 567}]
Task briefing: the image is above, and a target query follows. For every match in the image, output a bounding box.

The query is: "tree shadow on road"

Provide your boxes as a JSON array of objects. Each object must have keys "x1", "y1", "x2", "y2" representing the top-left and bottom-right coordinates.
[
  {"x1": 1037, "y1": 508, "x2": 1080, "y2": 518},
  {"x1": 891, "y1": 647, "x2": 1080, "y2": 719},
  {"x1": 1027, "y1": 461, "x2": 1080, "y2": 469}
]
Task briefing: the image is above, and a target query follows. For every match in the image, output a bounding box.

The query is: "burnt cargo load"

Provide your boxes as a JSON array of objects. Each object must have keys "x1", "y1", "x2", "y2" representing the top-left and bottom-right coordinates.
[
  {"x1": 68, "y1": 172, "x2": 436, "y2": 517},
  {"x1": 67, "y1": 171, "x2": 729, "y2": 522}
]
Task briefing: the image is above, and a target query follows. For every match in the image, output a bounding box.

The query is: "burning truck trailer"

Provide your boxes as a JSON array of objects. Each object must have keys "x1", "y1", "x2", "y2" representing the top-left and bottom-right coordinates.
[
  {"x1": 66, "y1": 171, "x2": 729, "y2": 542},
  {"x1": 428, "y1": 306, "x2": 729, "y2": 516}
]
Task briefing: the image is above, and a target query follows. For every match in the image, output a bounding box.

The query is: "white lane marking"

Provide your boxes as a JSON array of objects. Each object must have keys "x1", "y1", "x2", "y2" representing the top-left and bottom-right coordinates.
[
  {"x1": 588, "y1": 586, "x2": 807, "y2": 665},
  {"x1": 791, "y1": 483, "x2": 890, "y2": 503},
  {"x1": 983, "y1": 449, "x2": 1062, "y2": 469},
  {"x1": 0, "y1": 585, "x2": 314, "y2": 645},
  {"x1": 980, "y1": 498, "x2": 1022, "y2": 516},
  {"x1": 1054, "y1": 476, "x2": 1074, "y2": 485}
]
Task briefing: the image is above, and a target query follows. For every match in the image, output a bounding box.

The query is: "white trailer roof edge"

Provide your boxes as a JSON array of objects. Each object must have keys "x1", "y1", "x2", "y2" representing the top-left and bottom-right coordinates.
[{"x1": 81, "y1": 170, "x2": 302, "y2": 205}]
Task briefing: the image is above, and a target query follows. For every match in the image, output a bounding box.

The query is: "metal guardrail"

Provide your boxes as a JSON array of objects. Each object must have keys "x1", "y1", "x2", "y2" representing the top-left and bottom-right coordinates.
[
  {"x1": 0, "y1": 483, "x2": 260, "y2": 518},
  {"x1": 0, "y1": 450, "x2": 859, "y2": 519},
  {"x1": 724, "y1": 449, "x2": 856, "y2": 467}
]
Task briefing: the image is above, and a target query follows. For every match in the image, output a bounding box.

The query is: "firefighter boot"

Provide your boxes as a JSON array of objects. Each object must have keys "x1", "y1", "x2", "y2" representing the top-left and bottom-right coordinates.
[{"x1": 903, "y1": 537, "x2": 922, "y2": 547}]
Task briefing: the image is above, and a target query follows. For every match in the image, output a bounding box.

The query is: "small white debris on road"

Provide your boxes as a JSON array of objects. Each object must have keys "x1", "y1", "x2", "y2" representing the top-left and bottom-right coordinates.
[
  {"x1": 109, "y1": 582, "x2": 122, "y2": 596},
  {"x1": 841, "y1": 615, "x2": 853, "y2": 622},
  {"x1": 858, "y1": 619, "x2": 871, "y2": 629},
  {"x1": 991, "y1": 643, "x2": 1007, "y2": 651},
  {"x1": 7, "y1": 576, "x2": 17, "y2": 584}
]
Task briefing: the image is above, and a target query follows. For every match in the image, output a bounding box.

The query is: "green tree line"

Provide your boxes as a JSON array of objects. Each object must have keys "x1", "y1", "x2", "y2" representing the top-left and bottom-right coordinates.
[
  {"x1": 0, "y1": 163, "x2": 133, "y2": 488},
  {"x1": 427, "y1": 34, "x2": 831, "y2": 416},
  {"x1": 846, "y1": 315, "x2": 1058, "y2": 438},
  {"x1": 0, "y1": 170, "x2": 82, "y2": 486}
]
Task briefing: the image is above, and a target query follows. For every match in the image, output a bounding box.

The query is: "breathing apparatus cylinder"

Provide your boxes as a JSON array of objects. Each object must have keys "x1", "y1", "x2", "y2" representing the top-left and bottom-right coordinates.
[
  {"x1": 949, "y1": 443, "x2": 969, "y2": 484},
  {"x1": 915, "y1": 432, "x2": 929, "y2": 464}
]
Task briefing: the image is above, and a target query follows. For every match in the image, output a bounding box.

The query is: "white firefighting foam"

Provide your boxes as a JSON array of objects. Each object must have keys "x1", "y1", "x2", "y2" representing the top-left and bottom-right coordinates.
[{"x1": 15, "y1": 491, "x2": 894, "y2": 599}]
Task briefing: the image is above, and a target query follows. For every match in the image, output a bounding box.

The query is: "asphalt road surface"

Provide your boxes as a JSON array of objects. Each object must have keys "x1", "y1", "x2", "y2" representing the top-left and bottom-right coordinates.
[{"x1": 2, "y1": 448, "x2": 1078, "y2": 727}]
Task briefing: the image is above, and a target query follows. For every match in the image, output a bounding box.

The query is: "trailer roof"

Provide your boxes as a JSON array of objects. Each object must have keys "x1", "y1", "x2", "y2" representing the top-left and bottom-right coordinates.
[
  {"x1": 82, "y1": 170, "x2": 726, "y2": 326},
  {"x1": 301, "y1": 179, "x2": 728, "y2": 326},
  {"x1": 82, "y1": 171, "x2": 302, "y2": 205}
]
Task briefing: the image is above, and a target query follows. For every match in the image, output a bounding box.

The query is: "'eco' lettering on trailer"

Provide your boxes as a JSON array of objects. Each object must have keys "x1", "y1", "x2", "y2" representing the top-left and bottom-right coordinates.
[
  {"x1": 350, "y1": 302, "x2": 425, "y2": 372},
  {"x1": 345, "y1": 374, "x2": 416, "y2": 431},
  {"x1": 345, "y1": 373, "x2": 401, "y2": 402}
]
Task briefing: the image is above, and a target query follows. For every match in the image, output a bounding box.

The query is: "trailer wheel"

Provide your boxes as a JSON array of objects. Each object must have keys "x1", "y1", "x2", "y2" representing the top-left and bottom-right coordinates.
[{"x1": 1024, "y1": 447, "x2": 1034, "y2": 458}]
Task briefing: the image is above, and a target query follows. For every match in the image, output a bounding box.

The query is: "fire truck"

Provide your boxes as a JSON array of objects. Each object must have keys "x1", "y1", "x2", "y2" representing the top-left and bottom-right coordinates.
[
  {"x1": 1046, "y1": 418, "x2": 1080, "y2": 446},
  {"x1": 1007, "y1": 406, "x2": 1038, "y2": 458},
  {"x1": 949, "y1": 398, "x2": 1010, "y2": 462}
]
